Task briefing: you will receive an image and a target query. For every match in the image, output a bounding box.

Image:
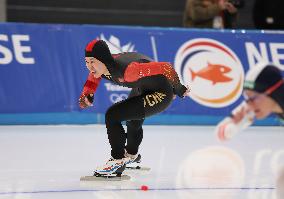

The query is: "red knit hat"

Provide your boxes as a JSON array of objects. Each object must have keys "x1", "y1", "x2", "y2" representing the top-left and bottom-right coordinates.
[{"x1": 85, "y1": 39, "x2": 112, "y2": 64}]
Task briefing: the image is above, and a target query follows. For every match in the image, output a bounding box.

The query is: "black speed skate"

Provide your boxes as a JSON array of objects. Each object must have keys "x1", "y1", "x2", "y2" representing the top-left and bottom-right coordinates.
[
  {"x1": 125, "y1": 154, "x2": 151, "y2": 171},
  {"x1": 80, "y1": 159, "x2": 130, "y2": 181},
  {"x1": 94, "y1": 163, "x2": 126, "y2": 178}
]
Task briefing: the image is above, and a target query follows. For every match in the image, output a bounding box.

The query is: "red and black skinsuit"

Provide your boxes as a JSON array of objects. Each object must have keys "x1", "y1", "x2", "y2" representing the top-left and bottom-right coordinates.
[{"x1": 80, "y1": 40, "x2": 187, "y2": 159}]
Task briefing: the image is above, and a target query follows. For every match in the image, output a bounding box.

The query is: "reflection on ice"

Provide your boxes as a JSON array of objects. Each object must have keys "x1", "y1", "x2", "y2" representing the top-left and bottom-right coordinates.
[{"x1": 0, "y1": 125, "x2": 282, "y2": 199}]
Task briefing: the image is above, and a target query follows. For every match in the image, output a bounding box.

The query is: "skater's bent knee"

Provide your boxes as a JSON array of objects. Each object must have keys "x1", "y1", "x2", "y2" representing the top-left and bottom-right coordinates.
[{"x1": 105, "y1": 106, "x2": 121, "y2": 125}]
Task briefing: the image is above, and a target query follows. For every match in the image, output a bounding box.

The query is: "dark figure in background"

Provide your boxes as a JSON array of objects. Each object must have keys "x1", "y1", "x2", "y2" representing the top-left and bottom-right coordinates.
[
  {"x1": 183, "y1": 0, "x2": 244, "y2": 29},
  {"x1": 253, "y1": 0, "x2": 284, "y2": 30},
  {"x1": 79, "y1": 39, "x2": 189, "y2": 176}
]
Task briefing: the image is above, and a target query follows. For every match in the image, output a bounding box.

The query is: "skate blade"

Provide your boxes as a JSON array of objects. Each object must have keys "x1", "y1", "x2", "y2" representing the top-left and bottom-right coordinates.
[
  {"x1": 126, "y1": 166, "x2": 151, "y2": 171},
  {"x1": 80, "y1": 175, "x2": 131, "y2": 181}
]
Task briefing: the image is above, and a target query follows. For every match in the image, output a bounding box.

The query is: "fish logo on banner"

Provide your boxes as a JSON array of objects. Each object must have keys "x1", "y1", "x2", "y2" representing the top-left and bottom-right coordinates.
[{"x1": 175, "y1": 38, "x2": 244, "y2": 108}]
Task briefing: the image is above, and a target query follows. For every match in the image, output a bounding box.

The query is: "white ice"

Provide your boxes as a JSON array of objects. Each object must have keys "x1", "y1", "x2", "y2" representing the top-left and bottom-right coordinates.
[{"x1": 0, "y1": 125, "x2": 283, "y2": 199}]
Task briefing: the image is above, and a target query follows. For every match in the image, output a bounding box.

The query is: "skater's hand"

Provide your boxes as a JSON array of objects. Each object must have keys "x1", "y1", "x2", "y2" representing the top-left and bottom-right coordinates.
[
  {"x1": 79, "y1": 93, "x2": 94, "y2": 109},
  {"x1": 183, "y1": 85, "x2": 190, "y2": 97},
  {"x1": 173, "y1": 85, "x2": 190, "y2": 100},
  {"x1": 215, "y1": 118, "x2": 238, "y2": 142}
]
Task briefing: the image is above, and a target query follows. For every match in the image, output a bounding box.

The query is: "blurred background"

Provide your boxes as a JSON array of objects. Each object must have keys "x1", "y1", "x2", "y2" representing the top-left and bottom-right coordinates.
[{"x1": 0, "y1": 0, "x2": 281, "y2": 29}]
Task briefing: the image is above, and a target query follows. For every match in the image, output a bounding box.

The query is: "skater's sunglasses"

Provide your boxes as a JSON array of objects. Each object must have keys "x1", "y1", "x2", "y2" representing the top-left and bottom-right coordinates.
[{"x1": 243, "y1": 79, "x2": 284, "y2": 103}]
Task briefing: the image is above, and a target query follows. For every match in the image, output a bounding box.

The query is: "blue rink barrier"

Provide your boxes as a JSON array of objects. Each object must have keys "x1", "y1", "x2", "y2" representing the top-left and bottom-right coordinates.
[
  {"x1": 0, "y1": 113, "x2": 280, "y2": 126},
  {"x1": 0, "y1": 22, "x2": 284, "y2": 125}
]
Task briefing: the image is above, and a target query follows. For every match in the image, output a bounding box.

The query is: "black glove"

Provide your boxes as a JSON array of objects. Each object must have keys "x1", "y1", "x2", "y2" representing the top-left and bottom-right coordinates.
[
  {"x1": 174, "y1": 84, "x2": 188, "y2": 98},
  {"x1": 79, "y1": 93, "x2": 94, "y2": 108}
]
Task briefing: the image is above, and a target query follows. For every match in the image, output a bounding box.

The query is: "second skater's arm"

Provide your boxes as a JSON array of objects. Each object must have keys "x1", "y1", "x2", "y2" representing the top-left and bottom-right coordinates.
[{"x1": 215, "y1": 101, "x2": 255, "y2": 141}]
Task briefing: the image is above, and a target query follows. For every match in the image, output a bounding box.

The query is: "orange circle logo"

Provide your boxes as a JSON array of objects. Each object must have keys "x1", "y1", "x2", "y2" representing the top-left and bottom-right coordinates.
[{"x1": 175, "y1": 39, "x2": 244, "y2": 108}]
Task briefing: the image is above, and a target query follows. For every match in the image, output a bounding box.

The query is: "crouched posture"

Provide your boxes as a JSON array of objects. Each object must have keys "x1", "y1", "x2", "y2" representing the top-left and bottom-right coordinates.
[{"x1": 79, "y1": 39, "x2": 189, "y2": 176}]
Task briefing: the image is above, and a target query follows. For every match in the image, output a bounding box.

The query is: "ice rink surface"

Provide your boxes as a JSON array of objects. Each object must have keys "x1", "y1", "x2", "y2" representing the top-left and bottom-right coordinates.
[{"x1": 0, "y1": 124, "x2": 283, "y2": 199}]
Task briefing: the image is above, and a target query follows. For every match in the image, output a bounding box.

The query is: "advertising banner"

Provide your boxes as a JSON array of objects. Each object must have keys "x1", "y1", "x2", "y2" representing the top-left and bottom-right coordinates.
[{"x1": 0, "y1": 23, "x2": 283, "y2": 125}]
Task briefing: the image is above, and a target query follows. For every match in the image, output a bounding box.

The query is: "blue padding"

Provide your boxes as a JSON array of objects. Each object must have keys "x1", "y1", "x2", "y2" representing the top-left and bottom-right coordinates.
[
  {"x1": 0, "y1": 113, "x2": 279, "y2": 126},
  {"x1": 1, "y1": 23, "x2": 283, "y2": 126}
]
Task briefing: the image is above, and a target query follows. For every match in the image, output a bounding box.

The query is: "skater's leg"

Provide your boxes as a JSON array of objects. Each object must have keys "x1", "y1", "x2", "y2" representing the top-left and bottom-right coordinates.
[
  {"x1": 105, "y1": 96, "x2": 145, "y2": 159},
  {"x1": 105, "y1": 75, "x2": 173, "y2": 159},
  {"x1": 126, "y1": 119, "x2": 144, "y2": 155},
  {"x1": 125, "y1": 88, "x2": 145, "y2": 156}
]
